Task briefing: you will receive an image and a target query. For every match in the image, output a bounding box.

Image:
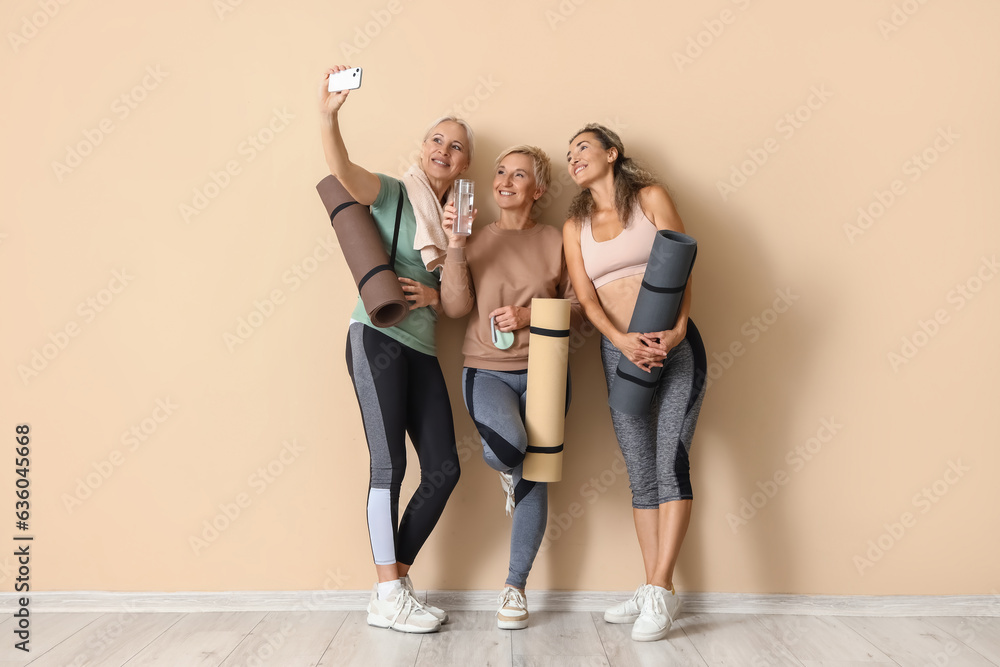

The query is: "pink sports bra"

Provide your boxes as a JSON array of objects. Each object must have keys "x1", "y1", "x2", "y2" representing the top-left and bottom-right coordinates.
[{"x1": 580, "y1": 205, "x2": 658, "y2": 288}]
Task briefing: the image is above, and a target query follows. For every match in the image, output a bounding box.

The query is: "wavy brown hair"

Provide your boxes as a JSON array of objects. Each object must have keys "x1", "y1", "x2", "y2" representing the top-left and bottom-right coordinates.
[{"x1": 566, "y1": 123, "x2": 657, "y2": 228}]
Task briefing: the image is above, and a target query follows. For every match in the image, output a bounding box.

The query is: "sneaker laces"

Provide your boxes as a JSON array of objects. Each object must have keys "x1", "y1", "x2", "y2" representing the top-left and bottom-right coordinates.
[
  {"x1": 499, "y1": 472, "x2": 515, "y2": 517},
  {"x1": 629, "y1": 584, "x2": 648, "y2": 606},
  {"x1": 640, "y1": 587, "x2": 667, "y2": 629},
  {"x1": 389, "y1": 588, "x2": 426, "y2": 627},
  {"x1": 497, "y1": 586, "x2": 526, "y2": 613}
]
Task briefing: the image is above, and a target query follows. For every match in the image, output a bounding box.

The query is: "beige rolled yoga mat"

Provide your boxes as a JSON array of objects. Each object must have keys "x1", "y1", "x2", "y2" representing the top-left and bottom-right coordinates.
[
  {"x1": 522, "y1": 298, "x2": 571, "y2": 483},
  {"x1": 316, "y1": 175, "x2": 409, "y2": 328}
]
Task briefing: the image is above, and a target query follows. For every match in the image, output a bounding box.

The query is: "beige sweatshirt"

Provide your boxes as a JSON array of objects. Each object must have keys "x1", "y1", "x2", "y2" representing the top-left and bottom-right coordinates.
[{"x1": 440, "y1": 222, "x2": 582, "y2": 371}]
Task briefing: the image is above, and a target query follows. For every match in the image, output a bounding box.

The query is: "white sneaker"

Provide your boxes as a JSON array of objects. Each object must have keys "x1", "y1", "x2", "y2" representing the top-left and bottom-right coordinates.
[
  {"x1": 631, "y1": 585, "x2": 673, "y2": 642},
  {"x1": 496, "y1": 586, "x2": 529, "y2": 630},
  {"x1": 366, "y1": 584, "x2": 441, "y2": 634},
  {"x1": 499, "y1": 472, "x2": 515, "y2": 517},
  {"x1": 399, "y1": 574, "x2": 448, "y2": 623},
  {"x1": 604, "y1": 584, "x2": 648, "y2": 624}
]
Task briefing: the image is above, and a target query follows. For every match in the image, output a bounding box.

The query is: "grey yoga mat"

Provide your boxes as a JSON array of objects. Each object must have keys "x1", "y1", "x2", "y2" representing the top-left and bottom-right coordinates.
[
  {"x1": 607, "y1": 229, "x2": 697, "y2": 415},
  {"x1": 316, "y1": 175, "x2": 409, "y2": 328}
]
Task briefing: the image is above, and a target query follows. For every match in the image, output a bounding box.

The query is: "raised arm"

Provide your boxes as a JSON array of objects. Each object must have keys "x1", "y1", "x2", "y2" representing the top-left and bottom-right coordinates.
[
  {"x1": 438, "y1": 200, "x2": 475, "y2": 318},
  {"x1": 319, "y1": 66, "x2": 381, "y2": 206}
]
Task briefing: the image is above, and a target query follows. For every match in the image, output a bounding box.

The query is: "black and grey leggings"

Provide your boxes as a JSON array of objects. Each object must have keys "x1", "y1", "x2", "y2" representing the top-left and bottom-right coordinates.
[
  {"x1": 600, "y1": 321, "x2": 707, "y2": 508},
  {"x1": 345, "y1": 322, "x2": 460, "y2": 567},
  {"x1": 462, "y1": 367, "x2": 571, "y2": 589}
]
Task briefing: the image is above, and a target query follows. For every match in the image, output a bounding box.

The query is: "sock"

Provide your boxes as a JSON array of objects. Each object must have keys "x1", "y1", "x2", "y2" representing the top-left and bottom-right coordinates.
[{"x1": 377, "y1": 579, "x2": 402, "y2": 601}]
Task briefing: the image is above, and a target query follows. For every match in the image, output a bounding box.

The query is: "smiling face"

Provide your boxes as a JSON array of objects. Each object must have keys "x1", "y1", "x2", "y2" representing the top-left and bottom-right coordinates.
[
  {"x1": 567, "y1": 131, "x2": 617, "y2": 187},
  {"x1": 493, "y1": 152, "x2": 543, "y2": 212},
  {"x1": 420, "y1": 120, "x2": 471, "y2": 183}
]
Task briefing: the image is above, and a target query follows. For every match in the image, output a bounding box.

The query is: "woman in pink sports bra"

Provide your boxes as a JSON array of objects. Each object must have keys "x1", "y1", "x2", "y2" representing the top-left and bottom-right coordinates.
[{"x1": 563, "y1": 124, "x2": 707, "y2": 643}]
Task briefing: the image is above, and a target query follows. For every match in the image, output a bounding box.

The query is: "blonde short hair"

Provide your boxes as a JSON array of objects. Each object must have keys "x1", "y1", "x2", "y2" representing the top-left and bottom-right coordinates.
[
  {"x1": 493, "y1": 144, "x2": 552, "y2": 194},
  {"x1": 422, "y1": 115, "x2": 475, "y2": 163}
]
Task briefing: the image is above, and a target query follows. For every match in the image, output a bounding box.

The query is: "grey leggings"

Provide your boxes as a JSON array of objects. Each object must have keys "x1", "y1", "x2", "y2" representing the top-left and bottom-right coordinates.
[
  {"x1": 600, "y1": 322, "x2": 707, "y2": 508},
  {"x1": 462, "y1": 367, "x2": 570, "y2": 589}
]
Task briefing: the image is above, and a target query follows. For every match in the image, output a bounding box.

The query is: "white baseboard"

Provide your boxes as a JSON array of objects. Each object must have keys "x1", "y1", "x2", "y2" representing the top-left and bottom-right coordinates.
[{"x1": 2, "y1": 591, "x2": 997, "y2": 617}]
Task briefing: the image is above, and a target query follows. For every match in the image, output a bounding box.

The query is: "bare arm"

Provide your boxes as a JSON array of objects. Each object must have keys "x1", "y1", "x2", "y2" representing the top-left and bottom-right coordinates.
[
  {"x1": 557, "y1": 250, "x2": 584, "y2": 334},
  {"x1": 562, "y1": 218, "x2": 665, "y2": 371},
  {"x1": 319, "y1": 66, "x2": 381, "y2": 206},
  {"x1": 640, "y1": 185, "x2": 693, "y2": 350}
]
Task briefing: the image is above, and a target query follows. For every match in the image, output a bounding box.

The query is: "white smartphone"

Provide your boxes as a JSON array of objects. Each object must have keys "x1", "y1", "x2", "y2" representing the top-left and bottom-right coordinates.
[{"x1": 328, "y1": 67, "x2": 363, "y2": 93}]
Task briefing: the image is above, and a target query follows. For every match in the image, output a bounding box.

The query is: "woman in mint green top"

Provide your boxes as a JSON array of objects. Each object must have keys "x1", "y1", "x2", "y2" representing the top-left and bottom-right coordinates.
[{"x1": 319, "y1": 65, "x2": 474, "y2": 633}]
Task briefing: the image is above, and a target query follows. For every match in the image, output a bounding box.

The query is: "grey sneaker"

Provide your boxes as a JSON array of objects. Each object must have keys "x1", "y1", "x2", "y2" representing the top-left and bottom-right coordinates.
[
  {"x1": 366, "y1": 584, "x2": 441, "y2": 634},
  {"x1": 496, "y1": 586, "x2": 529, "y2": 630},
  {"x1": 400, "y1": 574, "x2": 448, "y2": 623},
  {"x1": 604, "y1": 584, "x2": 648, "y2": 624}
]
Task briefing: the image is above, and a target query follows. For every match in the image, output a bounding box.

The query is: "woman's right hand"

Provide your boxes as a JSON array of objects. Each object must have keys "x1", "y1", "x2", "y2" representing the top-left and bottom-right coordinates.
[
  {"x1": 319, "y1": 66, "x2": 353, "y2": 115},
  {"x1": 613, "y1": 331, "x2": 668, "y2": 372},
  {"x1": 442, "y1": 200, "x2": 475, "y2": 248}
]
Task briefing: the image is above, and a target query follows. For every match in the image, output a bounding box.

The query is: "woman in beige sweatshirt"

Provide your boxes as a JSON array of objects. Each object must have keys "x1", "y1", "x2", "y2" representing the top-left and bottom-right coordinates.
[{"x1": 439, "y1": 145, "x2": 581, "y2": 631}]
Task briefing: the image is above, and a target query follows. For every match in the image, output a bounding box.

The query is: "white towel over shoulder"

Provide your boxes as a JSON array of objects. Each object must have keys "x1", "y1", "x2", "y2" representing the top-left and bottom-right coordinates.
[{"x1": 401, "y1": 164, "x2": 450, "y2": 272}]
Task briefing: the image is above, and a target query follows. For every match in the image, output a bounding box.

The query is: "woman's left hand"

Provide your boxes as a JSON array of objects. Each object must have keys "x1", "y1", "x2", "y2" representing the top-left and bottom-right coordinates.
[
  {"x1": 640, "y1": 324, "x2": 685, "y2": 358},
  {"x1": 399, "y1": 277, "x2": 440, "y2": 310},
  {"x1": 489, "y1": 305, "x2": 530, "y2": 332}
]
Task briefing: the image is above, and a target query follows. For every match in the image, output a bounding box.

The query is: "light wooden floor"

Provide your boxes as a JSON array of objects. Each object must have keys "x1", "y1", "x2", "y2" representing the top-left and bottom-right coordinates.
[{"x1": 1, "y1": 610, "x2": 998, "y2": 666}]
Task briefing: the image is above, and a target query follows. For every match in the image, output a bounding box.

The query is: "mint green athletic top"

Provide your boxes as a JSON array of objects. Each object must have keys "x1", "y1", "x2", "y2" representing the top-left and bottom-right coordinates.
[{"x1": 349, "y1": 174, "x2": 439, "y2": 356}]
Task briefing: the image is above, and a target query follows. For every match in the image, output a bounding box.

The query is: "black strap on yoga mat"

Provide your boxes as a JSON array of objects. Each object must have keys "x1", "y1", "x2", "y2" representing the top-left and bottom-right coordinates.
[
  {"x1": 616, "y1": 367, "x2": 658, "y2": 388},
  {"x1": 529, "y1": 326, "x2": 570, "y2": 338},
  {"x1": 388, "y1": 190, "x2": 403, "y2": 270},
  {"x1": 357, "y1": 264, "x2": 392, "y2": 291},
  {"x1": 526, "y1": 444, "x2": 564, "y2": 453},
  {"x1": 329, "y1": 200, "x2": 358, "y2": 223}
]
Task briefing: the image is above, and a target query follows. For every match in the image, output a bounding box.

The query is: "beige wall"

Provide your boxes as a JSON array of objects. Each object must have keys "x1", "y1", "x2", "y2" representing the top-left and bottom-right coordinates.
[{"x1": 2, "y1": 0, "x2": 997, "y2": 596}]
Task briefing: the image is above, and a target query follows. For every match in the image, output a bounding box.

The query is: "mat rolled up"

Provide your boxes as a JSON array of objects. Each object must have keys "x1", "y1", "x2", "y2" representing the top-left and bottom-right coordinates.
[
  {"x1": 608, "y1": 230, "x2": 697, "y2": 416},
  {"x1": 523, "y1": 298, "x2": 571, "y2": 483},
  {"x1": 316, "y1": 175, "x2": 409, "y2": 328}
]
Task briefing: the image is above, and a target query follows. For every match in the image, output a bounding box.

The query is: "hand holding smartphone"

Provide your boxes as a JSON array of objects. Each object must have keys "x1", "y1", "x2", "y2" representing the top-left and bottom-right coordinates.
[{"x1": 328, "y1": 67, "x2": 363, "y2": 92}]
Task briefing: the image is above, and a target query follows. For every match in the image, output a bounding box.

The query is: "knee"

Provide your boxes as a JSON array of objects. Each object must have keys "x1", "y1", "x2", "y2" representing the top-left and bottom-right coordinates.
[
  {"x1": 475, "y1": 423, "x2": 526, "y2": 471},
  {"x1": 630, "y1": 482, "x2": 659, "y2": 509}
]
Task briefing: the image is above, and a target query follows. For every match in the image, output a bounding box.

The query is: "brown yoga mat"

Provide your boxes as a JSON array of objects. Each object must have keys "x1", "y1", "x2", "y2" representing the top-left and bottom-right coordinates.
[
  {"x1": 316, "y1": 175, "x2": 409, "y2": 328},
  {"x1": 522, "y1": 298, "x2": 571, "y2": 483}
]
